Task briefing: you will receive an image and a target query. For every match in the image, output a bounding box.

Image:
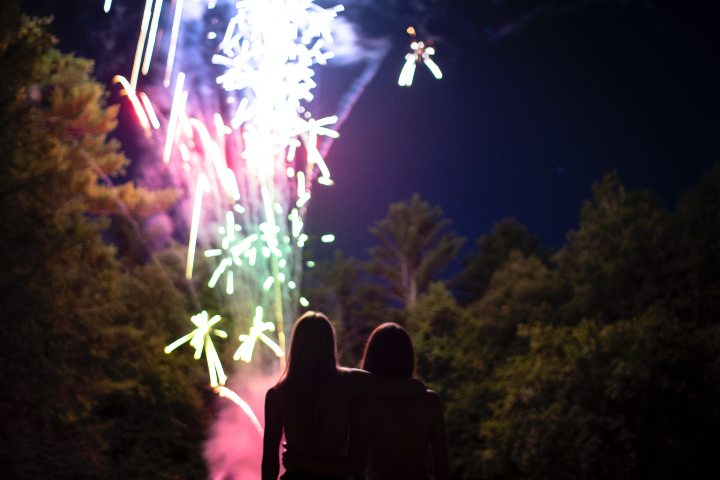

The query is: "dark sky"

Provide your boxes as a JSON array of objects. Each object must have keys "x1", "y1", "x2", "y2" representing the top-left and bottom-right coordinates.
[{"x1": 26, "y1": 0, "x2": 720, "y2": 261}]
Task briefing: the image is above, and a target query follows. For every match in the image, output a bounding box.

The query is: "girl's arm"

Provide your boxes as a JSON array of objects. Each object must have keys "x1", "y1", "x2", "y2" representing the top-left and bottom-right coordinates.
[
  {"x1": 261, "y1": 388, "x2": 283, "y2": 480},
  {"x1": 342, "y1": 367, "x2": 425, "y2": 396},
  {"x1": 282, "y1": 398, "x2": 369, "y2": 480},
  {"x1": 428, "y1": 391, "x2": 450, "y2": 480}
]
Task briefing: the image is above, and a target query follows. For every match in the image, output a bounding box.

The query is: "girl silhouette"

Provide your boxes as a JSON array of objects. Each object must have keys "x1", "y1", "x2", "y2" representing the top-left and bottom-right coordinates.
[
  {"x1": 356, "y1": 322, "x2": 449, "y2": 480},
  {"x1": 262, "y1": 312, "x2": 424, "y2": 480},
  {"x1": 281, "y1": 322, "x2": 450, "y2": 480}
]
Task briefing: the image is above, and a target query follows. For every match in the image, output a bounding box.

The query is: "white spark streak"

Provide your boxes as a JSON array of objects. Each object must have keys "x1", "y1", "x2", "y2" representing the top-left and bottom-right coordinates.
[
  {"x1": 141, "y1": 0, "x2": 164, "y2": 75},
  {"x1": 186, "y1": 174, "x2": 210, "y2": 279},
  {"x1": 163, "y1": 72, "x2": 186, "y2": 163},
  {"x1": 164, "y1": 0, "x2": 185, "y2": 87},
  {"x1": 131, "y1": 0, "x2": 154, "y2": 88}
]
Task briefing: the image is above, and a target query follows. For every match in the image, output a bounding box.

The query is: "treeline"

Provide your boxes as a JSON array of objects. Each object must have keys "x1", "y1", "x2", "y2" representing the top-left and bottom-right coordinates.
[
  {"x1": 304, "y1": 174, "x2": 720, "y2": 478},
  {"x1": 0, "y1": 5, "x2": 209, "y2": 478},
  {"x1": 3, "y1": 3, "x2": 720, "y2": 480}
]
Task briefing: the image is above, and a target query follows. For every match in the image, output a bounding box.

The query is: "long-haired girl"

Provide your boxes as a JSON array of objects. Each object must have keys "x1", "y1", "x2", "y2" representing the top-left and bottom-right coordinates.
[{"x1": 262, "y1": 312, "x2": 424, "y2": 480}]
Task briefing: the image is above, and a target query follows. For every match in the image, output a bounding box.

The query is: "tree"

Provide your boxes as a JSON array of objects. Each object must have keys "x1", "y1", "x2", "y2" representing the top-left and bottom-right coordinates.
[
  {"x1": 668, "y1": 163, "x2": 720, "y2": 325},
  {"x1": 473, "y1": 171, "x2": 720, "y2": 480},
  {"x1": 303, "y1": 251, "x2": 394, "y2": 364},
  {"x1": 407, "y1": 283, "x2": 485, "y2": 479},
  {"x1": 405, "y1": 171, "x2": 720, "y2": 480},
  {"x1": 0, "y1": 6, "x2": 207, "y2": 477},
  {"x1": 409, "y1": 253, "x2": 568, "y2": 479},
  {"x1": 451, "y1": 218, "x2": 548, "y2": 305},
  {"x1": 556, "y1": 172, "x2": 672, "y2": 323},
  {"x1": 479, "y1": 307, "x2": 720, "y2": 480},
  {"x1": 369, "y1": 193, "x2": 464, "y2": 310}
]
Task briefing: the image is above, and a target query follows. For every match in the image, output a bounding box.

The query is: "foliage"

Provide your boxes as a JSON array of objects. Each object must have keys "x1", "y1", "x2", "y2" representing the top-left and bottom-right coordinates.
[
  {"x1": 368, "y1": 193, "x2": 464, "y2": 310},
  {"x1": 303, "y1": 251, "x2": 394, "y2": 365},
  {"x1": 320, "y1": 169, "x2": 720, "y2": 480},
  {"x1": 451, "y1": 218, "x2": 548, "y2": 305},
  {"x1": 3, "y1": 3, "x2": 720, "y2": 478},
  {"x1": 556, "y1": 172, "x2": 672, "y2": 323},
  {"x1": 0, "y1": 6, "x2": 207, "y2": 478}
]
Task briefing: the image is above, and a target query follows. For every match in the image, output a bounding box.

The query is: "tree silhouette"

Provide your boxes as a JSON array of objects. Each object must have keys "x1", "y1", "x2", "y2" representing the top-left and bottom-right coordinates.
[
  {"x1": 369, "y1": 193, "x2": 464, "y2": 310},
  {"x1": 0, "y1": 6, "x2": 207, "y2": 477}
]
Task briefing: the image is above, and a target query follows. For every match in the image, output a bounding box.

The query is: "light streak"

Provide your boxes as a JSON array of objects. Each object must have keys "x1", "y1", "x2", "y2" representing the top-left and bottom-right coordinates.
[
  {"x1": 138, "y1": 92, "x2": 161, "y2": 129},
  {"x1": 297, "y1": 171, "x2": 306, "y2": 198},
  {"x1": 186, "y1": 174, "x2": 210, "y2": 279},
  {"x1": 141, "y1": 0, "x2": 164, "y2": 75},
  {"x1": 164, "y1": 0, "x2": 185, "y2": 88},
  {"x1": 112, "y1": 75, "x2": 152, "y2": 134},
  {"x1": 130, "y1": 0, "x2": 154, "y2": 88},
  {"x1": 398, "y1": 33, "x2": 443, "y2": 87},
  {"x1": 165, "y1": 311, "x2": 228, "y2": 387},
  {"x1": 233, "y1": 306, "x2": 284, "y2": 363},
  {"x1": 190, "y1": 118, "x2": 240, "y2": 200},
  {"x1": 163, "y1": 72, "x2": 185, "y2": 163},
  {"x1": 103, "y1": 0, "x2": 112, "y2": 13},
  {"x1": 320, "y1": 234, "x2": 335, "y2": 243},
  {"x1": 297, "y1": 233, "x2": 308, "y2": 247},
  {"x1": 214, "y1": 386, "x2": 264, "y2": 435},
  {"x1": 205, "y1": 214, "x2": 258, "y2": 293},
  {"x1": 398, "y1": 55, "x2": 417, "y2": 87},
  {"x1": 424, "y1": 53, "x2": 443, "y2": 79},
  {"x1": 109, "y1": 0, "x2": 364, "y2": 445}
]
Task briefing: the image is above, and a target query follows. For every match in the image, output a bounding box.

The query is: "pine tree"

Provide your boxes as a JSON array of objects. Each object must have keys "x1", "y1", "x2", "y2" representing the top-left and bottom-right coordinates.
[
  {"x1": 369, "y1": 193, "x2": 464, "y2": 310},
  {"x1": 0, "y1": 6, "x2": 207, "y2": 477}
]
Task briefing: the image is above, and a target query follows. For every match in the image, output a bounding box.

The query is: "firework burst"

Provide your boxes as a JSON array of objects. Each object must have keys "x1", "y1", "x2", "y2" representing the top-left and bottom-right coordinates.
[{"x1": 107, "y1": 0, "x2": 348, "y2": 434}]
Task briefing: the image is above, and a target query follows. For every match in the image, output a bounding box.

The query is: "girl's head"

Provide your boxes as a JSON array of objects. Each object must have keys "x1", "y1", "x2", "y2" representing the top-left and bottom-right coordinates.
[
  {"x1": 361, "y1": 322, "x2": 415, "y2": 379},
  {"x1": 283, "y1": 311, "x2": 338, "y2": 383}
]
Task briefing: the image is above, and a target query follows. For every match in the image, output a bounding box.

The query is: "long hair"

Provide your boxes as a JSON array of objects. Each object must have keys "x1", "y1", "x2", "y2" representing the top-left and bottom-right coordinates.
[
  {"x1": 361, "y1": 322, "x2": 415, "y2": 379},
  {"x1": 281, "y1": 311, "x2": 338, "y2": 385}
]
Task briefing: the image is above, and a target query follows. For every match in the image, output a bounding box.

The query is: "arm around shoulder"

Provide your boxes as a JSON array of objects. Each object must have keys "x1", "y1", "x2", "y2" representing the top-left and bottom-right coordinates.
[{"x1": 342, "y1": 367, "x2": 425, "y2": 396}]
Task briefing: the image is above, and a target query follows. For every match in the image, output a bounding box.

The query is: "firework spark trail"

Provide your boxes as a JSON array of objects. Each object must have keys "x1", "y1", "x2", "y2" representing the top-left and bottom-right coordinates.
[
  {"x1": 105, "y1": 2, "x2": 386, "y2": 473},
  {"x1": 164, "y1": 0, "x2": 185, "y2": 88},
  {"x1": 142, "y1": 0, "x2": 164, "y2": 75},
  {"x1": 105, "y1": 0, "x2": 341, "y2": 406},
  {"x1": 214, "y1": 386, "x2": 263, "y2": 435},
  {"x1": 320, "y1": 18, "x2": 391, "y2": 157},
  {"x1": 113, "y1": 75, "x2": 152, "y2": 134},
  {"x1": 130, "y1": 0, "x2": 155, "y2": 88}
]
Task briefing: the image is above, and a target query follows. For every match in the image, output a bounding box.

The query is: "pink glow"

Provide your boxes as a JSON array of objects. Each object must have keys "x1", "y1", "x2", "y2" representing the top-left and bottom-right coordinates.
[{"x1": 206, "y1": 371, "x2": 283, "y2": 480}]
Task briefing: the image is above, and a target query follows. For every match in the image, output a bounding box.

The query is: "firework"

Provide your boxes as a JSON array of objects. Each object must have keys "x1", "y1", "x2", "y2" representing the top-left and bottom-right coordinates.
[
  {"x1": 106, "y1": 0, "x2": 348, "y2": 430},
  {"x1": 165, "y1": 311, "x2": 228, "y2": 388},
  {"x1": 398, "y1": 26, "x2": 443, "y2": 87}
]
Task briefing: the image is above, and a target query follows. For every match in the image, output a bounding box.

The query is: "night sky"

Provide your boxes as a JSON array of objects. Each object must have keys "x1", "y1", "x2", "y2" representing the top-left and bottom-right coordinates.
[{"x1": 25, "y1": 0, "x2": 720, "y2": 260}]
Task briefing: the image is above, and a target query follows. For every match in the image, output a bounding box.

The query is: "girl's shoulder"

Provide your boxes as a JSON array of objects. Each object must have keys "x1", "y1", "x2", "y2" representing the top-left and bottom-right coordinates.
[
  {"x1": 423, "y1": 389, "x2": 441, "y2": 401},
  {"x1": 268, "y1": 380, "x2": 291, "y2": 399},
  {"x1": 335, "y1": 367, "x2": 369, "y2": 393},
  {"x1": 337, "y1": 366, "x2": 363, "y2": 376},
  {"x1": 421, "y1": 389, "x2": 444, "y2": 413}
]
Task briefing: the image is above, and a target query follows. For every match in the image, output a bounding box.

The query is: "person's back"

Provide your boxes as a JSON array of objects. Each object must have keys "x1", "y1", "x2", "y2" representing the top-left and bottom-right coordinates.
[
  {"x1": 354, "y1": 323, "x2": 450, "y2": 480},
  {"x1": 272, "y1": 369, "x2": 370, "y2": 460},
  {"x1": 358, "y1": 390, "x2": 444, "y2": 479},
  {"x1": 263, "y1": 314, "x2": 426, "y2": 480},
  {"x1": 273, "y1": 378, "x2": 344, "y2": 456}
]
